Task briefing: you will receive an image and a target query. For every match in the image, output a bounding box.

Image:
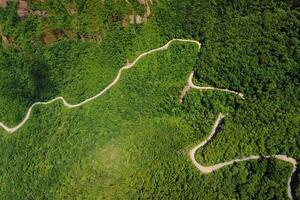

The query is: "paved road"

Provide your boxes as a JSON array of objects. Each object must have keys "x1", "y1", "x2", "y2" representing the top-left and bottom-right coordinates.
[
  {"x1": 0, "y1": 37, "x2": 297, "y2": 200},
  {"x1": 188, "y1": 71, "x2": 244, "y2": 99},
  {"x1": 0, "y1": 39, "x2": 201, "y2": 133},
  {"x1": 189, "y1": 113, "x2": 297, "y2": 200}
]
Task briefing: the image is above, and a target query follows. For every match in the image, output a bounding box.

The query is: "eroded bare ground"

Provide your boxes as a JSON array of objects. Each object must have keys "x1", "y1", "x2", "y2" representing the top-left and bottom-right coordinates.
[
  {"x1": 0, "y1": 0, "x2": 47, "y2": 17},
  {"x1": 42, "y1": 30, "x2": 64, "y2": 45},
  {"x1": 179, "y1": 85, "x2": 190, "y2": 103}
]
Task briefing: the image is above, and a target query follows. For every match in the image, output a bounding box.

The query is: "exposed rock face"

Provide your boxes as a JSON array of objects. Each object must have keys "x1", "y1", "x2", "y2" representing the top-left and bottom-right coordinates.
[
  {"x1": 67, "y1": 6, "x2": 76, "y2": 16},
  {"x1": 2, "y1": 35, "x2": 11, "y2": 44},
  {"x1": 17, "y1": 0, "x2": 48, "y2": 19},
  {"x1": 138, "y1": 0, "x2": 146, "y2": 5},
  {"x1": 128, "y1": 13, "x2": 148, "y2": 25},
  {"x1": 1, "y1": 0, "x2": 47, "y2": 17},
  {"x1": 18, "y1": 0, "x2": 29, "y2": 18},
  {"x1": 127, "y1": 0, "x2": 153, "y2": 25},
  {"x1": 135, "y1": 15, "x2": 145, "y2": 24},
  {"x1": 0, "y1": 0, "x2": 7, "y2": 8},
  {"x1": 1, "y1": 33, "x2": 16, "y2": 47},
  {"x1": 129, "y1": 15, "x2": 147, "y2": 24}
]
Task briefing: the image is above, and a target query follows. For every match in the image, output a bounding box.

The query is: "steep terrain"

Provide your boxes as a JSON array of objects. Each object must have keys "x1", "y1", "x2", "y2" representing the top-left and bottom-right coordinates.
[{"x1": 0, "y1": 0, "x2": 299, "y2": 199}]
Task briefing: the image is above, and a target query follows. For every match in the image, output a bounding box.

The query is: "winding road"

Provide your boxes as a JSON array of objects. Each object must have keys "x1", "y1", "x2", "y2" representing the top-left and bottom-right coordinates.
[
  {"x1": 0, "y1": 38, "x2": 297, "y2": 199},
  {"x1": 189, "y1": 113, "x2": 297, "y2": 200},
  {"x1": 0, "y1": 39, "x2": 201, "y2": 134},
  {"x1": 188, "y1": 71, "x2": 245, "y2": 99}
]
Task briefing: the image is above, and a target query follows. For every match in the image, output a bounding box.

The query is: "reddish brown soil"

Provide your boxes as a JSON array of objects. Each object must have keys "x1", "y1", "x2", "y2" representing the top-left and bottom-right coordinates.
[
  {"x1": 42, "y1": 30, "x2": 63, "y2": 44},
  {"x1": 0, "y1": 0, "x2": 7, "y2": 8},
  {"x1": 122, "y1": 17, "x2": 129, "y2": 28},
  {"x1": 18, "y1": 0, "x2": 29, "y2": 18}
]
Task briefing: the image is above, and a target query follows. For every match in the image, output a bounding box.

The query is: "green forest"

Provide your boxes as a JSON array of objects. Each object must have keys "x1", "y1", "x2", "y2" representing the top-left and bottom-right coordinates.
[{"x1": 0, "y1": 0, "x2": 299, "y2": 199}]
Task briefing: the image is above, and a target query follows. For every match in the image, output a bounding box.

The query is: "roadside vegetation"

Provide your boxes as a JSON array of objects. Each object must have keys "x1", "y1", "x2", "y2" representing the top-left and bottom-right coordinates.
[{"x1": 0, "y1": 0, "x2": 299, "y2": 199}]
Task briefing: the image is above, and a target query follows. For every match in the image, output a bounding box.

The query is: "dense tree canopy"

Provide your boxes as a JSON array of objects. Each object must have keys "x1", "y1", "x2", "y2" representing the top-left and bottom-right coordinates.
[{"x1": 0, "y1": 0, "x2": 299, "y2": 199}]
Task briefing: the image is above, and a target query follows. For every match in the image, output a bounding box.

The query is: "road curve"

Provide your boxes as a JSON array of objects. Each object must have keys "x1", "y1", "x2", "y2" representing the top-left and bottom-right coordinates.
[
  {"x1": 188, "y1": 71, "x2": 245, "y2": 99},
  {"x1": 189, "y1": 113, "x2": 297, "y2": 200},
  {"x1": 0, "y1": 37, "x2": 297, "y2": 199},
  {"x1": 0, "y1": 39, "x2": 201, "y2": 134}
]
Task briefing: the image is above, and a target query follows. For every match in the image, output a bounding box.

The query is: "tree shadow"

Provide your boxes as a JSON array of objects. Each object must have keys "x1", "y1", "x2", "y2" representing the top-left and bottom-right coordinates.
[
  {"x1": 291, "y1": 165, "x2": 299, "y2": 200},
  {"x1": 28, "y1": 57, "x2": 58, "y2": 101}
]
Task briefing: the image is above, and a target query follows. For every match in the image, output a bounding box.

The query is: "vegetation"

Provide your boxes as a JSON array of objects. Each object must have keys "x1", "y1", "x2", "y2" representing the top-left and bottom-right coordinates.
[{"x1": 0, "y1": 0, "x2": 299, "y2": 199}]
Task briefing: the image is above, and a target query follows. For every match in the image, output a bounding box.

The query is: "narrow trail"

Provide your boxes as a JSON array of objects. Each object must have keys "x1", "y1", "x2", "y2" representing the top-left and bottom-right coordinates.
[
  {"x1": 189, "y1": 113, "x2": 298, "y2": 200},
  {"x1": 0, "y1": 39, "x2": 201, "y2": 134}
]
